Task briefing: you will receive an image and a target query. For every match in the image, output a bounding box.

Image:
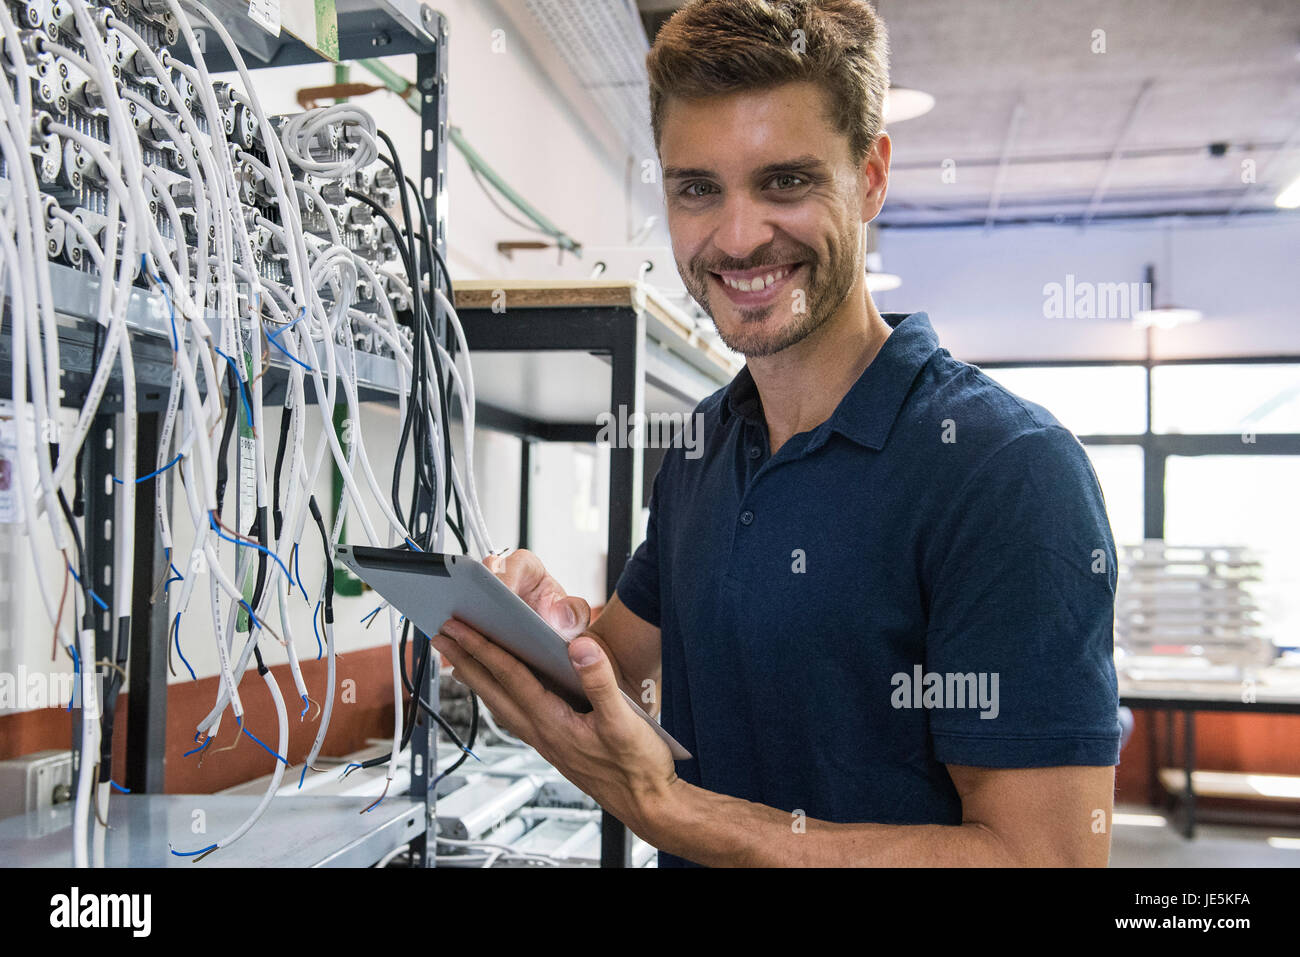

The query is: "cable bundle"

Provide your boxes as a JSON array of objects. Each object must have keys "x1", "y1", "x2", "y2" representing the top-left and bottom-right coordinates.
[{"x1": 0, "y1": 0, "x2": 489, "y2": 865}]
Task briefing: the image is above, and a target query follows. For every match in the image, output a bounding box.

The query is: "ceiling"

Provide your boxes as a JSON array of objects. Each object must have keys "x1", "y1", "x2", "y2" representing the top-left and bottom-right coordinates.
[{"x1": 622, "y1": 0, "x2": 1300, "y2": 229}]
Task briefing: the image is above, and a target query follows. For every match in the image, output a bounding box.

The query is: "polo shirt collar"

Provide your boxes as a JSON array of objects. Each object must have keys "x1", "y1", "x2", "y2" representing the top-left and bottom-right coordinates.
[{"x1": 722, "y1": 312, "x2": 940, "y2": 451}]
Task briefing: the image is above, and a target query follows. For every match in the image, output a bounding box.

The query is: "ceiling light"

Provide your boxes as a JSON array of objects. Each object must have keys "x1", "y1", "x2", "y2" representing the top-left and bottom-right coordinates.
[
  {"x1": 1133, "y1": 306, "x2": 1203, "y2": 329},
  {"x1": 883, "y1": 87, "x2": 934, "y2": 125},
  {"x1": 1275, "y1": 172, "x2": 1300, "y2": 209}
]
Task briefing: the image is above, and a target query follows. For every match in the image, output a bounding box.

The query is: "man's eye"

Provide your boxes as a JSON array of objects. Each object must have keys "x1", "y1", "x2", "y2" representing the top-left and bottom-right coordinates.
[
  {"x1": 769, "y1": 174, "x2": 806, "y2": 190},
  {"x1": 682, "y1": 182, "x2": 716, "y2": 198}
]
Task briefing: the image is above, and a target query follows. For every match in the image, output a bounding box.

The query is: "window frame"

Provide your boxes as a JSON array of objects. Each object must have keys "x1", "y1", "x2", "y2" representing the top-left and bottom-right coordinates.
[{"x1": 975, "y1": 355, "x2": 1300, "y2": 538}]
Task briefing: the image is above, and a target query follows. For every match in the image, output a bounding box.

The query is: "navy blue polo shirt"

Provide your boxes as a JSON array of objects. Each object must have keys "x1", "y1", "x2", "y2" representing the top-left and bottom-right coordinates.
[{"x1": 615, "y1": 311, "x2": 1121, "y2": 867}]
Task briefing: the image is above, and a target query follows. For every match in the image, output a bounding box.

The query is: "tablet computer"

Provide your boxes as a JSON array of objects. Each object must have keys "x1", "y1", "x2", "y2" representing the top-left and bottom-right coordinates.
[{"x1": 335, "y1": 544, "x2": 692, "y2": 761}]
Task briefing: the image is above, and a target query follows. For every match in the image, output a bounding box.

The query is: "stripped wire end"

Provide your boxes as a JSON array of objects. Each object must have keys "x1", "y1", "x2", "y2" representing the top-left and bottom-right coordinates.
[
  {"x1": 361, "y1": 779, "x2": 391, "y2": 815},
  {"x1": 169, "y1": 842, "x2": 219, "y2": 862}
]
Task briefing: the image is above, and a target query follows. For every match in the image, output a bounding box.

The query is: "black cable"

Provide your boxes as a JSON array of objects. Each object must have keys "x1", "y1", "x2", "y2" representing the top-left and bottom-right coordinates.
[
  {"x1": 307, "y1": 496, "x2": 334, "y2": 621},
  {"x1": 346, "y1": 188, "x2": 439, "y2": 506},
  {"x1": 347, "y1": 187, "x2": 462, "y2": 552},
  {"x1": 434, "y1": 690, "x2": 478, "y2": 787},
  {"x1": 272, "y1": 403, "x2": 291, "y2": 540},
  {"x1": 214, "y1": 370, "x2": 239, "y2": 514}
]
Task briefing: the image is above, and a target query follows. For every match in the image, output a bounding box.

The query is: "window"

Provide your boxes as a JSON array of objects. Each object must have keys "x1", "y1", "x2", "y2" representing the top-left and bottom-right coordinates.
[
  {"x1": 1080, "y1": 445, "x2": 1145, "y2": 546},
  {"x1": 1164, "y1": 455, "x2": 1300, "y2": 649},
  {"x1": 1152, "y1": 364, "x2": 1300, "y2": 435},
  {"x1": 979, "y1": 365, "x2": 1147, "y2": 436}
]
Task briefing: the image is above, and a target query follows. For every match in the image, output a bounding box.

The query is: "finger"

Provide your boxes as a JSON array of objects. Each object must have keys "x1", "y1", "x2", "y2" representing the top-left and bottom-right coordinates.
[
  {"x1": 489, "y1": 551, "x2": 589, "y2": 636},
  {"x1": 441, "y1": 617, "x2": 550, "y2": 703},
  {"x1": 495, "y1": 549, "x2": 550, "y2": 596},
  {"x1": 543, "y1": 594, "x2": 591, "y2": 638},
  {"x1": 567, "y1": 635, "x2": 625, "y2": 716},
  {"x1": 431, "y1": 633, "x2": 536, "y2": 740}
]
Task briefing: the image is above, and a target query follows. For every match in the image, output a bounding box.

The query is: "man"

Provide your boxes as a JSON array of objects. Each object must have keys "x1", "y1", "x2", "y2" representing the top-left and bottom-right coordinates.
[{"x1": 432, "y1": 0, "x2": 1120, "y2": 867}]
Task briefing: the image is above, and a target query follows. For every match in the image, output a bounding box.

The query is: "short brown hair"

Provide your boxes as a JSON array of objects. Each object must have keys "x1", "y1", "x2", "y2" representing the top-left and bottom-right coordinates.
[{"x1": 646, "y1": 0, "x2": 890, "y2": 162}]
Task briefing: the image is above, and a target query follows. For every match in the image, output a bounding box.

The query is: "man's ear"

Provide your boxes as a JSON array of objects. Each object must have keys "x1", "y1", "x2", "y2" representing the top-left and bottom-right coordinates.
[{"x1": 859, "y1": 131, "x2": 892, "y2": 222}]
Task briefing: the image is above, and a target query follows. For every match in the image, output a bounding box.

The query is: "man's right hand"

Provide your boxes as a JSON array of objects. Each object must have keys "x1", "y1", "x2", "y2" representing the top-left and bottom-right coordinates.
[
  {"x1": 484, "y1": 549, "x2": 591, "y2": 640},
  {"x1": 481, "y1": 549, "x2": 653, "y2": 709}
]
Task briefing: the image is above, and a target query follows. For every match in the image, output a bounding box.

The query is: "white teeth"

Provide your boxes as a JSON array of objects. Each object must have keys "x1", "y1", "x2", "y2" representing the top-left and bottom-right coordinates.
[{"x1": 723, "y1": 266, "x2": 790, "y2": 292}]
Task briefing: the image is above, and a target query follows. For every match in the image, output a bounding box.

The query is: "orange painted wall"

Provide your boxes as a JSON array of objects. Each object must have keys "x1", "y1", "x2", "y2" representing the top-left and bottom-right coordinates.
[{"x1": 0, "y1": 645, "x2": 397, "y2": 794}]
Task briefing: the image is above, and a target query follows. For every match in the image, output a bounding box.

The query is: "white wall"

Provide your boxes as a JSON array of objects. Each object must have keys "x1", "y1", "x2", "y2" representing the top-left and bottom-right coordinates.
[{"x1": 873, "y1": 214, "x2": 1300, "y2": 362}]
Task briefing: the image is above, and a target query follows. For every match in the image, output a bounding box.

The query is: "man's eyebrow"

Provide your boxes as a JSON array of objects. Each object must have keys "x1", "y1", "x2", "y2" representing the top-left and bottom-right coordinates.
[
  {"x1": 753, "y1": 155, "x2": 828, "y2": 177},
  {"x1": 662, "y1": 166, "x2": 716, "y2": 180},
  {"x1": 662, "y1": 156, "x2": 828, "y2": 180}
]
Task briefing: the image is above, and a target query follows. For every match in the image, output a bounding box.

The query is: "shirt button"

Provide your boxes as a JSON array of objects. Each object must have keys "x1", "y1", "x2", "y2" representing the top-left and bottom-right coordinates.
[
  {"x1": 739, "y1": 509, "x2": 754, "y2": 526},
  {"x1": 748, "y1": 446, "x2": 761, "y2": 459}
]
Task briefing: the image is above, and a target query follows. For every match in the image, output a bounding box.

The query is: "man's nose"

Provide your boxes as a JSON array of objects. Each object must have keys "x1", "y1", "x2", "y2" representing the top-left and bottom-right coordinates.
[{"x1": 712, "y1": 193, "x2": 776, "y2": 264}]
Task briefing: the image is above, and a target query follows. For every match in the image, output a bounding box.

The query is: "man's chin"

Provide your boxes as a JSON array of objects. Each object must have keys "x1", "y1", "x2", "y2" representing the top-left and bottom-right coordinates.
[{"x1": 714, "y1": 312, "x2": 809, "y2": 358}]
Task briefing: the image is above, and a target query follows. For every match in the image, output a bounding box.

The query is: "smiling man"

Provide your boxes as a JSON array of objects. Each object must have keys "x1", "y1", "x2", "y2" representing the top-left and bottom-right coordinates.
[{"x1": 432, "y1": 0, "x2": 1121, "y2": 867}]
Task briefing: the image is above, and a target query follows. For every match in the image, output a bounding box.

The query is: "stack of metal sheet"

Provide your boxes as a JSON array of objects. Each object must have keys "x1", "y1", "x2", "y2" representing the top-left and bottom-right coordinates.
[{"x1": 1115, "y1": 540, "x2": 1275, "y2": 680}]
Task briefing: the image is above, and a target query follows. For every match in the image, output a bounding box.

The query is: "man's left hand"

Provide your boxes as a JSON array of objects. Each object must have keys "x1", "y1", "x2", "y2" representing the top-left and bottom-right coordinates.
[{"x1": 431, "y1": 618, "x2": 679, "y2": 835}]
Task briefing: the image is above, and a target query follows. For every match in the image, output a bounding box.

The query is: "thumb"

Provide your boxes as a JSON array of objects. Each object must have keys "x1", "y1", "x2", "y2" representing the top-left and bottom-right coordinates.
[{"x1": 568, "y1": 636, "x2": 622, "y2": 713}]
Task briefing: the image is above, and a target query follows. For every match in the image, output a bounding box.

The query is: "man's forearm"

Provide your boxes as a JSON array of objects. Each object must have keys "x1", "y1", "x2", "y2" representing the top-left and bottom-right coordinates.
[{"x1": 636, "y1": 778, "x2": 1019, "y2": 867}]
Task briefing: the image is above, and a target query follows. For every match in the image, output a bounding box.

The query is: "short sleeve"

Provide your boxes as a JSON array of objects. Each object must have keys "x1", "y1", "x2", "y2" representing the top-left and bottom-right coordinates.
[
  {"x1": 924, "y1": 426, "x2": 1121, "y2": 768},
  {"x1": 614, "y1": 463, "x2": 665, "y2": 628}
]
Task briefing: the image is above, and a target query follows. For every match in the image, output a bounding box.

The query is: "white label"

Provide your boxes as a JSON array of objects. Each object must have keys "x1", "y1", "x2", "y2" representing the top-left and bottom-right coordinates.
[
  {"x1": 247, "y1": 0, "x2": 281, "y2": 37},
  {"x1": 0, "y1": 410, "x2": 27, "y2": 525},
  {"x1": 239, "y1": 435, "x2": 256, "y2": 531}
]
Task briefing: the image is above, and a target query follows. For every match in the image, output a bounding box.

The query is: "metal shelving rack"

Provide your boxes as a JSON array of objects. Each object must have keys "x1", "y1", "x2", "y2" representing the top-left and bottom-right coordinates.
[{"x1": 0, "y1": 0, "x2": 449, "y2": 867}]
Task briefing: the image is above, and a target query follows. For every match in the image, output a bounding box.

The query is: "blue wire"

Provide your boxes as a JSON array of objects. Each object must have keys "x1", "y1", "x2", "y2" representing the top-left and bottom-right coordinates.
[
  {"x1": 342, "y1": 762, "x2": 363, "y2": 777},
  {"x1": 141, "y1": 254, "x2": 179, "y2": 351},
  {"x1": 404, "y1": 537, "x2": 422, "y2": 551},
  {"x1": 208, "y1": 513, "x2": 292, "y2": 581},
  {"x1": 182, "y1": 736, "x2": 210, "y2": 759},
  {"x1": 311, "y1": 600, "x2": 323, "y2": 660},
  {"x1": 162, "y1": 547, "x2": 184, "y2": 593},
  {"x1": 236, "y1": 716, "x2": 288, "y2": 765},
  {"x1": 360, "y1": 604, "x2": 382, "y2": 625},
  {"x1": 299, "y1": 694, "x2": 309, "y2": 719},
  {"x1": 110, "y1": 780, "x2": 130, "y2": 794},
  {"x1": 267, "y1": 307, "x2": 306, "y2": 340},
  {"x1": 173, "y1": 613, "x2": 196, "y2": 681},
  {"x1": 362, "y1": 794, "x2": 385, "y2": 814},
  {"x1": 67, "y1": 563, "x2": 108, "y2": 611},
  {"x1": 170, "y1": 843, "x2": 218, "y2": 858},
  {"x1": 298, "y1": 764, "x2": 308, "y2": 790},
  {"x1": 239, "y1": 599, "x2": 261, "y2": 630},
  {"x1": 266, "y1": 326, "x2": 313, "y2": 371},
  {"x1": 67, "y1": 644, "x2": 80, "y2": 713},
  {"x1": 112, "y1": 452, "x2": 182, "y2": 485},
  {"x1": 213, "y1": 348, "x2": 254, "y2": 429}
]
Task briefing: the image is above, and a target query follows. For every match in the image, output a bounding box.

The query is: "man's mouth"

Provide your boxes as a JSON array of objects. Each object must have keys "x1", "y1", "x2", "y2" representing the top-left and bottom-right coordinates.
[{"x1": 708, "y1": 262, "x2": 805, "y2": 307}]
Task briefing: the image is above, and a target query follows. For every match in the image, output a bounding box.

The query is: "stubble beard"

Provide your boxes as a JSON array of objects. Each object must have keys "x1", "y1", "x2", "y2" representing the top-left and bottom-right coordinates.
[{"x1": 680, "y1": 220, "x2": 861, "y2": 359}]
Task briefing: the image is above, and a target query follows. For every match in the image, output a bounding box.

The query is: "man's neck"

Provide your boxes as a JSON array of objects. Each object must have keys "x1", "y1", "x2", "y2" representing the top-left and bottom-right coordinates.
[{"x1": 747, "y1": 281, "x2": 893, "y2": 456}]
